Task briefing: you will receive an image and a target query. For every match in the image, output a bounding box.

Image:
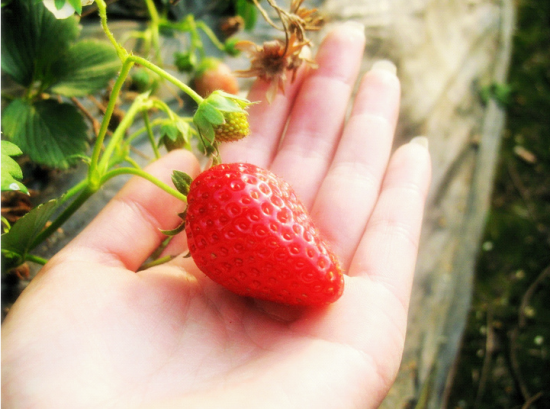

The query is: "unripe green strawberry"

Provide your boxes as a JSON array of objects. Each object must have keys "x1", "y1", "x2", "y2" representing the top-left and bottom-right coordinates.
[
  {"x1": 174, "y1": 51, "x2": 197, "y2": 73},
  {"x1": 214, "y1": 111, "x2": 249, "y2": 142},
  {"x1": 159, "y1": 119, "x2": 193, "y2": 152},
  {"x1": 185, "y1": 163, "x2": 344, "y2": 306},
  {"x1": 193, "y1": 90, "x2": 254, "y2": 149}
]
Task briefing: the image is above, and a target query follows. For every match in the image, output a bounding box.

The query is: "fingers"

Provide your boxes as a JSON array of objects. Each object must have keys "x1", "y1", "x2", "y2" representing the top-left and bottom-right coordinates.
[
  {"x1": 60, "y1": 150, "x2": 201, "y2": 271},
  {"x1": 219, "y1": 60, "x2": 309, "y2": 168},
  {"x1": 349, "y1": 138, "x2": 432, "y2": 308},
  {"x1": 269, "y1": 22, "x2": 367, "y2": 209},
  {"x1": 310, "y1": 61, "x2": 401, "y2": 270}
]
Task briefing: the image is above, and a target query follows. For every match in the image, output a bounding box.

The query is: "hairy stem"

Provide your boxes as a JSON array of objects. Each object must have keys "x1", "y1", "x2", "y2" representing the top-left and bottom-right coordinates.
[
  {"x1": 196, "y1": 21, "x2": 226, "y2": 51},
  {"x1": 143, "y1": 111, "x2": 161, "y2": 160},
  {"x1": 95, "y1": 0, "x2": 128, "y2": 60},
  {"x1": 129, "y1": 55, "x2": 203, "y2": 105},
  {"x1": 89, "y1": 59, "x2": 134, "y2": 187},
  {"x1": 100, "y1": 167, "x2": 187, "y2": 202},
  {"x1": 98, "y1": 94, "x2": 151, "y2": 173},
  {"x1": 124, "y1": 156, "x2": 142, "y2": 169}
]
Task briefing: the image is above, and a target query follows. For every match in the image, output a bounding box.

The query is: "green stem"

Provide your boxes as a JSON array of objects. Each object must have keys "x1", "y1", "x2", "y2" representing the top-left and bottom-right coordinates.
[
  {"x1": 58, "y1": 179, "x2": 88, "y2": 207},
  {"x1": 95, "y1": 0, "x2": 128, "y2": 61},
  {"x1": 143, "y1": 111, "x2": 161, "y2": 159},
  {"x1": 30, "y1": 187, "x2": 97, "y2": 251},
  {"x1": 98, "y1": 94, "x2": 151, "y2": 173},
  {"x1": 100, "y1": 167, "x2": 187, "y2": 202},
  {"x1": 187, "y1": 15, "x2": 206, "y2": 59},
  {"x1": 143, "y1": 0, "x2": 160, "y2": 24},
  {"x1": 143, "y1": 0, "x2": 162, "y2": 64},
  {"x1": 129, "y1": 55, "x2": 203, "y2": 105},
  {"x1": 196, "y1": 21, "x2": 226, "y2": 51},
  {"x1": 89, "y1": 59, "x2": 135, "y2": 187},
  {"x1": 126, "y1": 126, "x2": 147, "y2": 144},
  {"x1": 124, "y1": 156, "x2": 142, "y2": 169},
  {"x1": 124, "y1": 118, "x2": 166, "y2": 147},
  {"x1": 138, "y1": 255, "x2": 175, "y2": 271},
  {"x1": 25, "y1": 254, "x2": 49, "y2": 265}
]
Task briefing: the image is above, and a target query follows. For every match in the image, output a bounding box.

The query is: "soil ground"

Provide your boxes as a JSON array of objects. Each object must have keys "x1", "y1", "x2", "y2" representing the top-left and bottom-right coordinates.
[{"x1": 447, "y1": 0, "x2": 550, "y2": 407}]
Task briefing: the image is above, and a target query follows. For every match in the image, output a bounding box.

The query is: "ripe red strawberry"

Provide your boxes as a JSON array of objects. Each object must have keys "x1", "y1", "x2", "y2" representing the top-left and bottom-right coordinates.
[{"x1": 185, "y1": 163, "x2": 344, "y2": 306}]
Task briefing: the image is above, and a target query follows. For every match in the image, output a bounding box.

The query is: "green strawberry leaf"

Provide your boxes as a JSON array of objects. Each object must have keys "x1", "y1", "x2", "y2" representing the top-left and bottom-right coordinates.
[
  {"x1": 160, "y1": 122, "x2": 180, "y2": 142},
  {"x1": 1, "y1": 141, "x2": 29, "y2": 194},
  {"x1": 67, "y1": 0, "x2": 82, "y2": 14},
  {"x1": 213, "y1": 90, "x2": 251, "y2": 103},
  {"x1": 49, "y1": 40, "x2": 121, "y2": 97},
  {"x1": 206, "y1": 93, "x2": 243, "y2": 112},
  {"x1": 1, "y1": 0, "x2": 80, "y2": 87},
  {"x1": 160, "y1": 221, "x2": 186, "y2": 236},
  {"x1": 1, "y1": 199, "x2": 60, "y2": 270},
  {"x1": 160, "y1": 210, "x2": 187, "y2": 236},
  {"x1": 196, "y1": 102, "x2": 225, "y2": 125},
  {"x1": 175, "y1": 119, "x2": 192, "y2": 136},
  {"x1": 172, "y1": 171, "x2": 193, "y2": 196},
  {"x1": 236, "y1": 0, "x2": 257, "y2": 31},
  {"x1": 192, "y1": 115, "x2": 215, "y2": 145},
  {"x1": 2, "y1": 99, "x2": 88, "y2": 169},
  {"x1": 193, "y1": 102, "x2": 225, "y2": 145}
]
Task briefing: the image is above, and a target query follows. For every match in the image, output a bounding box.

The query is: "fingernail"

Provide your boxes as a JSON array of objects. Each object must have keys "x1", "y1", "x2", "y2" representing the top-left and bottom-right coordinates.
[
  {"x1": 342, "y1": 21, "x2": 366, "y2": 38},
  {"x1": 371, "y1": 59, "x2": 397, "y2": 75},
  {"x1": 409, "y1": 136, "x2": 429, "y2": 150}
]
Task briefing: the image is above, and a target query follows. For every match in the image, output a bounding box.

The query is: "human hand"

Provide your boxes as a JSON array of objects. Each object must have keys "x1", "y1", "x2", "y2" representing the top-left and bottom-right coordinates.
[{"x1": 1, "y1": 23, "x2": 431, "y2": 409}]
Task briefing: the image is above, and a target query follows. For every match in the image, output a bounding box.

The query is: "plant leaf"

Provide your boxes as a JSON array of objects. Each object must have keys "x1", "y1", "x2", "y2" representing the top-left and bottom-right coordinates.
[
  {"x1": 50, "y1": 41, "x2": 121, "y2": 97},
  {"x1": 160, "y1": 122, "x2": 179, "y2": 142},
  {"x1": 1, "y1": 199, "x2": 59, "y2": 270},
  {"x1": 192, "y1": 113, "x2": 215, "y2": 145},
  {"x1": 1, "y1": 141, "x2": 29, "y2": 194},
  {"x1": 171, "y1": 170, "x2": 193, "y2": 196},
  {"x1": 207, "y1": 94, "x2": 243, "y2": 112},
  {"x1": 2, "y1": 98, "x2": 88, "y2": 169},
  {"x1": 197, "y1": 103, "x2": 225, "y2": 125},
  {"x1": 67, "y1": 0, "x2": 82, "y2": 14},
  {"x1": 160, "y1": 220, "x2": 186, "y2": 236},
  {"x1": 1, "y1": 0, "x2": 80, "y2": 87},
  {"x1": 236, "y1": 0, "x2": 257, "y2": 31}
]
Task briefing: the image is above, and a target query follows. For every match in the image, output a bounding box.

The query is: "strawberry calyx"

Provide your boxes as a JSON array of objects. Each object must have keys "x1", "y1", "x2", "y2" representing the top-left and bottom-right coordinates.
[
  {"x1": 159, "y1": 118, "x2": 194, "y2": 152},
  {"x1": 174, "y1": 51, "x2": 197, "y2": 73},
  {"x1": 193, "y1": 90, "x2": 255, "y2": 156},
  {"x1": 160, "y1": 170, "x2": 194, "y2": 237}
]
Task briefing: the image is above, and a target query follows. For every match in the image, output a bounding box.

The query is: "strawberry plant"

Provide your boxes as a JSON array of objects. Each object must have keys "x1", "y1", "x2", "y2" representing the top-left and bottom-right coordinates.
[{"x1": 1, "y1": 0, "x2": 328, "y2": 306}]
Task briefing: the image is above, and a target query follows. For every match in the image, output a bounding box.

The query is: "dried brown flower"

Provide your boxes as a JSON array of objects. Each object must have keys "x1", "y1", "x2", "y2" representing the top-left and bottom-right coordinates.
[
  {"x1": 219, "y1": 15, "x2": 245, "y2": 37},
  {"x1": 287, "y1": 0, "x2": 324, "y2": 41},
  {"x1": 235, "y1": 33, "x2": 315, "y2": 102}
]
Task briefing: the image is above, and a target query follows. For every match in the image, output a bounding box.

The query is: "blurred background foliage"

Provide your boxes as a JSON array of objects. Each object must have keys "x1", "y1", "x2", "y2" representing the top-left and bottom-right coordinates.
[{"x1": 447, "y1": 0, "x2": 550, "y2": 407}]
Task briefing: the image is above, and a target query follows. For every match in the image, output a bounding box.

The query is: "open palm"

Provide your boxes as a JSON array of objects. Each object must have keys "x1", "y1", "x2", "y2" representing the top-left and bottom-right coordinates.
[{"x1": 2, "y1": 24, "x2": 431, "y2": 409}]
